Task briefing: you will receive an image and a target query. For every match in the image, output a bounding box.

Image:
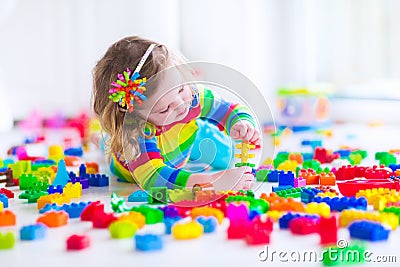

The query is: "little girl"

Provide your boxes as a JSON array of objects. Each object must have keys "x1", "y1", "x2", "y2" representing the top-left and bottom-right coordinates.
[{"x1": 92, "y1": 36, "x2": 260, "y2": 191}]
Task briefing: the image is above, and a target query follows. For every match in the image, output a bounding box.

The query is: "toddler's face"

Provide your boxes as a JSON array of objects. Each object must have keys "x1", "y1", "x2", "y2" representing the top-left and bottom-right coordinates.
[{"x1": 136, "y1": 70, "x2": 193, "y2": 126}]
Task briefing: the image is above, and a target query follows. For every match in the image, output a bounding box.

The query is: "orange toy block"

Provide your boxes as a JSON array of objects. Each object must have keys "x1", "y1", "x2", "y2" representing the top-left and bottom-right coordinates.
[
  {"x1": 37, "y1": 211, "x2": 68, "y2": 227},
  {"x1": 269, "y1": 198, "x2": 305, "y2": 212},
  {"x1": 299, "y1": 169, "x2": 319, "y2": 185},
  {"x1": 63, "y1": 182, "x2": 82, "y2": 198},
  {"x1": 64, "y1": 156, "x2": 82, "y2": 167},
  {"x1": 195, "y1": 190, "x2": 220, "y2": 202},
  {"x1": 0, "y1": 210, "x2": 16, "y2": 227},
  {"x1": 190, "y1": 207, "x2": 224, "y2": 224},
  {"x1": 260, "y1": 192, "x2": 285, "y2": 204},
  {"x1": 118, "y1": 211, "x2": 146, "y2": 229},
  {"x1": 37, "y1": 193, "x2": 70, "y2": 210},
  {"x1": 85, "y1": 162, "x2": 99, "y2": 174},
  {"x1": 319, "y1": 172, "x2": 336, "y2": 186},
  {"x1": 289, "y1": 153, "x2": 303, "y2": 164}
]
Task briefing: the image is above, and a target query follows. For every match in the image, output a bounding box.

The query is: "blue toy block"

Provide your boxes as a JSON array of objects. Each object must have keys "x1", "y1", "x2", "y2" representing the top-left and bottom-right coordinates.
[
  {"x1": 349, "y1": 221, "x2": 390, "y2": 242},
  {"x1": 301, "y1": 140, "x2": 322, "y2": 150},
  {"x1": 301, "y1": 153, "x2": 314, "y2": 161},
  {"x1": 62, "y1": 202, "x2": 91, "y2": 218},
  {"x1": 334, "y1": 149, "x2": 352, "y2": 158},
  {"x1": 20, "y1": 224, "x2": 47, "y2": 241},
  {"x1": 389, "y1": 164, "x2": 400, "y2": 172},
  {"x1": 87, "y1": 174, "x2": 109, "y2": 187},
  {"x1": 39, "y1": 203, "x2": 63, "y2": 214},
  {"x1": 135, "y1": 234, "x2": 163, "y2": 251},
  {"x1": 64, "y1": 147, "x2": 83, "y2": 157},
  {"x1": 68, "y1": 175, "x2": 89, "y2": 189},
  {"x1": 278, "y1": 171, "x2": 295, "y2": 187},
  {"x1": 79, "y1": 164, "x2": 86, "y2": 177},
  {"x1": 300, "y1": 188, "x2": 321, "y2": 204},
  {"x1": 279, "y1": 213, "x2": 319, "y2": 229},
  {"x1": 196, "y1": 216, "x2": 218, "y2": 233},
  {"x1": 128, "y1": 190, "x2": 148, "y2": 202},
  {"x1": 47, "y1": 185, "x2": 63, "y2": 194},
  {"x1": 248, "y1": 210, "x2": 262, "y2": 221},
  {"x1": 272, "y1": 185, "x2": 293, "y2": 192},
  {"x1": 0, "y1": 194, "x2": 8, "y2": 208},
  {"x1": 164, "y1": 216, "x2": 181, "y2": 235},
  {"x1": 267, "y1": 170, "x2": 284, "y2": 183},
  {"x1": 52, "y1": 160, "x2": 70, "y2": 187},
  {"x1": 158, "y1": 206, "x2": 180, "y2": 218},
  {"x1": 313, "y1": 196, "x2": 367, "y2": 212}
]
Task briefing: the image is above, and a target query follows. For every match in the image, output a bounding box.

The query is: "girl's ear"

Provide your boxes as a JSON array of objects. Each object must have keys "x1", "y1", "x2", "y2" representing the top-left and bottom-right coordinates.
[{"x1": 118, "y1": 106, "x2": 128, "y2": 113}]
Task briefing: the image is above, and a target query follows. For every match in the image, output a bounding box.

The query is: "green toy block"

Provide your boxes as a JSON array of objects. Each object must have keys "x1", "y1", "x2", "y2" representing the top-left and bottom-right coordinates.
[
  {"x1": 19, "y1": 173, "x2": 38, "y2": 190},
  {"x1": 375, "y1": 152, "x2": 388, "y2": 160},
  {"x1": 9, "y1": 160, "x2": 31, "y2": 179},
  {"x1": 31, "y1": 163, "x2": 55, "y2": 171},
  {"x1": 226, "y1": 195, "x2": 254, "y2": 204},
  {"x1": 382, "y1": 206, "x2": 400, "y2": 224},
  {"x1": 379, "y1": 154, "x2": 396, "y2": 167},
  {"x1": 303, "y1": 160, "x2": 321, "y2": 170},
  {"x1": 322, "y1": 243, "x2": 366, "y2": 266},
  {"x1": 168, "y1": 188, "x2": 194, "y2": 202},
  {"x1": 148, "y1": 187, "x2": 168, "y2": 204},
  {"x1": 19, "y1": 189, "x2": 48, "y2": 203},
  {"x1": 352, "y1": 150, "x2": 367, "y2": 159},
  {"x1": 0, "y1": 232, "x2": 15, "y2": 250},
  {"x1": 256, "y1": 169, "x2": 270, "y2": 182},
  {"x1": 249, "y1": 199, "x2": 269, "y2": 213},
  {"x1": 109, "y1": 221, "x2": 138, "y2": 239},
  {"x1": 349, "y1": 154, "x2": 362, "y2": 165},
  {"x1": 276, "y1": 187, "x2": 303, "y2": 198},
  {"x1": 0, "y1": 158, "x2": 3, "y2": 168},
  {"x1": 235, "y1": 162, "x2": 255, "y2": 167},
  {"x1": 31, "y1": 182, "x2": 50, "y2": 191},
  {"x1": 132, "y1": 205, "x2": 164, "y2": 224}
]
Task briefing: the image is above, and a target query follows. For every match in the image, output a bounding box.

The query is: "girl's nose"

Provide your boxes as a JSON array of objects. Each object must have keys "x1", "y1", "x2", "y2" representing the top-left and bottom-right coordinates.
[{"x1": 170, "y1": 97, "x2": 185, "y2": 109}]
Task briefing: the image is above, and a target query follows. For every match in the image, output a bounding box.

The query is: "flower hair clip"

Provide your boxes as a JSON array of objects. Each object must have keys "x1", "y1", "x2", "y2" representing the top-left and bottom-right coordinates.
[{"x1": 108, "y1": 44, "x2": 156, "y2": 112}]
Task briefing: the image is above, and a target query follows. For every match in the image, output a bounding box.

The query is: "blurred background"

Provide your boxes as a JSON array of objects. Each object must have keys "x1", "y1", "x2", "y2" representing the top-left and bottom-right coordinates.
[{"x1": 1, "y1": 0, "x2": 400, "y2": 131}]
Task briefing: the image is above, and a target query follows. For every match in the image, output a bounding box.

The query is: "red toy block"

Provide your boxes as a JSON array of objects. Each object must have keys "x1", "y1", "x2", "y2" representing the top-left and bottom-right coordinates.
[
  {"x1": 67, "y1": 234, "x2": 90, "y2": 250},
  {"x1": 354, "y1": 166, "x2": 367, "y2": 177},
  {"x1": 319, "y1": 172, "x2": 336, "y2": 186},
  {"x1": 334, "y1": 165, "x2": 356, "y2": 181},
  {"x1": 313, "y1": 147, "x2": 339, "y2": 164},
  {"x1": 85, "y1": 162, "x2": 99, "y2": 174},
  {"x1": 92, "y1": 211, "x2": 117, "y2": 228},
  {"x1": 80, "y1": 201, "x2": 104, "y2": 221},
  {"x1": 37, "y1": 211, "x2": 69, "y2": 227},
  {"x1": 0, "y1": 210, "x2": 16, "y2": 226},
  {"x1": 0, "y1": 188, "x2": 14, "y2": 198},
  {"x1": 245, "y1": 217, "x2": 273, "y2": 245},
  {"x1": 289, "y1": 217, "x2": 319, "y2": 235},
  {"x1": 319, "y1": 216, "x2": 338, "y2": 246},
  {"x1": 364, "y1": 165, "x2": 392, "y2": 179}
]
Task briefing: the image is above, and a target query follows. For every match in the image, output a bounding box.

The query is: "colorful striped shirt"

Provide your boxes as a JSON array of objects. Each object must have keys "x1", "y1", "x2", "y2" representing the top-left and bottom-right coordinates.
[{"x1": 110, "y1": 86, "x2": 256, "y2": 189}]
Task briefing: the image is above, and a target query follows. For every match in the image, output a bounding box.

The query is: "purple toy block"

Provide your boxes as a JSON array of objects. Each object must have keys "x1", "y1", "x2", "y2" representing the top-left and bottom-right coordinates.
[{"x1": 294, "y1": 177, "x2": 306, "y2": 188}]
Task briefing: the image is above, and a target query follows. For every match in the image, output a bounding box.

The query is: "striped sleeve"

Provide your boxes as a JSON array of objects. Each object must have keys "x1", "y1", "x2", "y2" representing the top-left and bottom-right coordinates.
[
  {"x1": 199, "y1": 87, "x2": 256, "y2": 134},
  {"x1": 127, "y1": 135, "x2": 191, "y2": 190}
]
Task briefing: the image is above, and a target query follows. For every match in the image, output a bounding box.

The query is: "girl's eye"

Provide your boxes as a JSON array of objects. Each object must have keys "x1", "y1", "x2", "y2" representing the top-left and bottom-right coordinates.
[
  {"x1": 178, "y1": 87, "x2": 184, "y2": 93},
  {"x1": 160, "y1": 106, "x2": 170, "y2": 114}
]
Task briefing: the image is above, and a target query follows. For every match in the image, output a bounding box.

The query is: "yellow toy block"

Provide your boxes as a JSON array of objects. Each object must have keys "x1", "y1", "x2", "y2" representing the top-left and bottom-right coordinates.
[
  {"x1": 263, "y1": 157, "x2": 273, "y2": 166},
  {"x1": 190, "y1": 207, "x2": 224, "y2": 224},
  {"x1": 34, "y1": 167, "x2": 56, "y2": 184},
  {"x1": 277, "y1": 160, "x2": 298, "y2": 172},
  {"x1": 305, "y1": 202, "x2": 330, "y2": 218},
  {"x1": 48, "y1": 145, "x2": 64, "y2": 162},
  {"x1": 339, "y1": 209, "x2": 398, "y2": 230},
  {"x1": 63, "y1": 182, "x2": 82, "y2": 198},
  {"x1": 234, "y1": 142, "x2": 255, "y2": 167},
  {"x1": 37, "y1": 193, "x2": 70, "y2": 210},
  {"x1": 172, "y1": 221, "x2": 203, "y2": 240},
  {"x1": 168, "y1": 188, "x2": 194, "y2": 202},
  {"x1": 118, "y1": 211, "x2": 146, "y2": 229},
  {"x1": 266, "y1": 210, "x2": 284, "y2": 222},
  {"x1": 317, "y1": 192, "x2": 337, "y2": 198},
  {"x1": 0, "y1": 202, "x2": 3, "y2": 212}
]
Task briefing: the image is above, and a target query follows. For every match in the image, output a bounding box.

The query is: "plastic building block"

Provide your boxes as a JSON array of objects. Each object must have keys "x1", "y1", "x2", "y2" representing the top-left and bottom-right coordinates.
[
  {"x1": 277, "y1": 160, "x2": 298, "y2": 172},
  {"x1": 19, "y1": 173, "x2": 38, "y2": 190},
  {"x1": 256, "y1": 169, "x2": 270, "y2": 182},
  {"x1": 298, "y1": 169, "x2": 319, "y2": 185},
  {"x1": 158, "y1": 206, "x2": 180, "y2": 218},
  {"x1": 289, "y1": 153, "x2": 303, "y2": 164},
  {"x1": 64, "y1": 147, "x2": 83, "y2": 157},
  {"x1": 269, "y1": 198, "x2": 305, "y2": 212},
  {"x1": 319, "y1": 216, "x2": 338, "y2": 246},
  {"x1": 128, "y1": 190, "x2": 149, "y2": 202},
  {"x1": 0, "y1": 188, "x2": 14, "y2": 198},
  {"x1": 249, "y1": 199, "x2": 269, "y2": 214},
  {"x1": 135, "y1": 234, "x2": 163, "y2": 251},
  {"x1": 364, "y1": 165, "x2": 393, "y2": 179},
  {"x1": 68, "y1": 174, "x2": 89, "y2": 189},
  {"x1": 0, "y1": 210, "x2": 16, "y2": 226},
  {"x1": 164, "y1": 216, "x2": 182, "y2": 234},
  {"x1": 339, "y1": 209, "x2": 398, "y2": 230},
  {"x1": 322, "y1": 244, "x2": 366, "y2": 266},
  {"x1": 272, "y1": 185, "x2": 293, "y2": 192},
  {"x1": 37, "y1": 193, "x2": 70, "y2": 210},
  {"x1": 19, "y1": 189, "x2": 48, "y2": 203},
  {"x1": 148, "y1": 186, "x2": 168, "y2": 204},
  {"x1": 117, "y1": 211, "x2": 146, "y2": 229},
  {"x1": 289, "y1": 217, "x2": 320, "y2": 235},
  {"x1": 20, "y1": 223, "x2": 47, "y2": 241},
  {"x1": 85, "y1": 162, "x2": 99, "y2": 174},
  {"x1": 245, "y1": 216, "x2": 273, "y2": 245},
  {"x1": 301, "y1": 139, "x2": 322, "y2": 150},
  {"x1": 349, "y1": 220, "x2": 390, "y2": 241},
  {"x1": 266, "y1": 210, "x2": 284, "y2": 222},
  {"x1": 278, "y1": 171, "x2": 295, "y2": 187},
  {"x1": 0, "y1": 232, "x2": 15, "y2": 249},
  {"x1": 47, "y1": 185, "x2": 63, "y2": 194},
  {"x1": 305, "y1": 202, "x2": 330, "y2": 218},
  {"x1": 0, "y1": 202, "x2": 3, "y2": 212},
  {"x1": 63, "y1": 182, "x2": 82, "y2": 198},
  {"x1": 337, "y1": 178, "x2": 400, "y2": 197},
  {"x1": 226, "y1": 203, "x2": 249, "y2": 239},
  {"x1": 66, "y1": 234, "x2": 90, "y2": 250},
  {"x1": 92, "y1": 211, "x2": 117, "y2": 228},
  {"x1": 234, "y1": 141, "x2": 255, "y2": 167},
  {"x1": 53, "y1": 160, "x2": 70, "y2": 187},
  {"x1": 37, "y1": 210, "x2": 68, "y2": 227},
  {"x1": 319, "y1": 172, "x2": 336, "y2": 186},
  {"x1": 267, "y1": 170, "x2": 283, "y2": 183},
  {"x1": 313, "y1": 196, "x2": 367, "y2": 212},
  {"x1": 110, "y1": 192, "x2": 133, "y2": 213},
  {"x1": 87, "y1": 174, "x2": 109, "y2": 187},
  {"x1": 195, "y1": 216, "x2": 218, "y2": 233},
  {"x1": 78, "y1": 164, "x2": 86, "y2": 177},
  {"x1": 64, "y1": 156, "x2": 82, "y2": 167},
  {"x1": 80, "y1": 201, "x2": 104, "y2": 221},
  {"x1": 172, "y1": 220, "x2": 203, "y2": 240},
  {"x1": 275, "y1": 187, "x2": 303, "y2": 198},
  {"x1": 48, "y1": 145, "x2": 64, "y2": 162},
  {"x1": 279, "y1": 213, "x2": 301, "y2": 229},
  {"x1": 131, "y1": 205, "x2": 164, "y2": 224},
  {"x1": 294, "y1": 177, "x2": 306, "y2": 188},
  {"x1": 109, "y1": 220, "x2": 138, "y2": 239},
  {"x1": 302, "y1": 160, "x2": 321, "y2": 171},
  {"x1": 195, "y1": 190, "x2": 220, "y2": 202},
  {"x1": 190, "y1": 207, "x2": 224, "y2": 224},
  {"x1": 0, "y1": 194, "x2": 8, "y2": 208},
  {"x1": 313, "y1": 147, "x2": 339, "y2": 164},
  {"x1": 300, "y1": 187, "x2": 321, "y2": 203}
]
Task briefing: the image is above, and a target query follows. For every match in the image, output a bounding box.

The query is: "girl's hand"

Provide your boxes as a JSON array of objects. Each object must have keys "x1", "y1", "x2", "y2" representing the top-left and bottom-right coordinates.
[{"x1": 230, "y1": 121, "x2": 261, "y2": 145}]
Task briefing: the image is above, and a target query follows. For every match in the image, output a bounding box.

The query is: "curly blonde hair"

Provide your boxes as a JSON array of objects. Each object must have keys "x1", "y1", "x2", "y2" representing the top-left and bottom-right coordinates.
[{"x1": 92, "y1": 36, "x2": 186, "y2": 162}]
